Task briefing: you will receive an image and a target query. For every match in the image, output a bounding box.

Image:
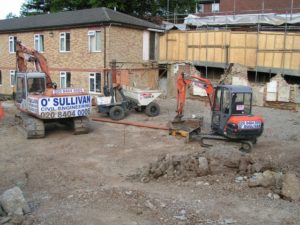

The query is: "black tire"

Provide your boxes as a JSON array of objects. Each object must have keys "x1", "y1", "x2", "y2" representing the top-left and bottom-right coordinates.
[
  {"x1": 251, "y1": 137, "x2": 257, "y2": 145},
  {"x1": 145, "y1": 102, "x2": 160, "y2": 117},
  {"x1": 240, "y1": 141, "x2": 253, "y2": 153},
  {"x1": 109, "y1": 106, "x2": 125, "y2": 120}
]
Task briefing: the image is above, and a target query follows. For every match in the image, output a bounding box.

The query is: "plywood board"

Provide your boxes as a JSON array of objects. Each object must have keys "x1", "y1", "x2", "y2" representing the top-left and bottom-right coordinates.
[
  {"x1": 230, "y1": 49, "x2": 245, "y2": 64},
  {"x1": 274, "y1": 35, "x2": 284, "y2": 49},
  {"x1": 230, "y1": 33, "x2": 245, "y2": 47},
  {"x1": 246, "y1": 33, "x2": 257, "y2": 48},
  {"x1": 158, "y1": 30, "x2": 300, "y2": 72},
  {"x1": 278, "y1": 85, "x2": 290, "y2": 102},
  {"x1": 245, "y1": 49, "x2": 256, "y2": 67},
  {"x1": 290, "y1": 53, "x2": 300, "y2": 70},
  {"x1": 159, "y1": 35, "x2": 166, "y2": 60}
]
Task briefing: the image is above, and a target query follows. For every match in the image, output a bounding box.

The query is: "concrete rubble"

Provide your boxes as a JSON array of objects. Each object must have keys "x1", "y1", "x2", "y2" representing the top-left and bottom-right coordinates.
[
  {"x1": 265, "y1": 74, "x2": 299, "y2": 111},
  {"x1": 136, "y1": 153, "x2": 210, "y2": 182},
  {"x1": 248, "y1": 170, "x2": 283, "y2": 188},
  {"x1": 0, "y1": 187, "x2": 33, "y2": 225},
  {"x1": 281, "y1": 173, "x2": 300, "y2": 201},
  {"x1": 248, "y1": 171, "x2": 300, "y2": 202},
  {"x1": 219, "y1": 63, "x2": 250, "y2": 87}
]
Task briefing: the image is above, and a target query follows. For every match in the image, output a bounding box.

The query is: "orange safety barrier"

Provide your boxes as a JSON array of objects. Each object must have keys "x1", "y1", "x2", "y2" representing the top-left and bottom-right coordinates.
[{"x1": 0, "y1": 102, "x2": 4, "y2": 121}]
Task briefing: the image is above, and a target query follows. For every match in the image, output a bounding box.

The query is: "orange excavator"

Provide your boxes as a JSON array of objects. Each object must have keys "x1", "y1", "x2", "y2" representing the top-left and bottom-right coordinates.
[
  {"x1": 172, "y1": 72, "x2": 264, "y2": 152},
  {"x1": 14, "y1": 40, "x2": 91, "y2": 138}
]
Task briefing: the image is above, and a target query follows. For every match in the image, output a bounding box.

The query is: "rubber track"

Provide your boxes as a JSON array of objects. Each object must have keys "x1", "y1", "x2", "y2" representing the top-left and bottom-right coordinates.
[
  {"x1": 15, "y1": 112, "x2": 45, "y2": 139},
  {"x1": 73, "y1": 116, "x2": 89, "y2": 135}
]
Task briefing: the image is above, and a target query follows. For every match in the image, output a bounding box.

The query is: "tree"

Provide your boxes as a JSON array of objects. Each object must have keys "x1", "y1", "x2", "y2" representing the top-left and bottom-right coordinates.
[
  {"x1": 20, "y1": 0, "x2": 197, "y2": 22},
  {"x1": 5, "y1": 12, "x2": 18, "y2": 19}
]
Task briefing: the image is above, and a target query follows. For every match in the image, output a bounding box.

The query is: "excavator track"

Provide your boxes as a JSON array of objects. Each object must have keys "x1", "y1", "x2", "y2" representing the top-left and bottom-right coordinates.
[
  {"x1": 192, "y1": 133, "x2": 254, "y2": 153},
  {"x1": 73, "y1": 116, "x2": 90, "y2": 135},
  {"x1": 15, "y1": 112, "x2": 45, "y2": 139}
]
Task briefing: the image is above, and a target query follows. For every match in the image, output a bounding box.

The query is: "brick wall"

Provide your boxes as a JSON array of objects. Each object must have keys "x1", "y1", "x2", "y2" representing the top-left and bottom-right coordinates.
[
  {"x1": 107, "y1": 26, "x2": 143, "y2": 63},
  {"x1": 0, "y1": 25, "x2": 159, "y2": 95},
  {"x1": 200, "y1": 0, "x2": 300, "y2": 16}
]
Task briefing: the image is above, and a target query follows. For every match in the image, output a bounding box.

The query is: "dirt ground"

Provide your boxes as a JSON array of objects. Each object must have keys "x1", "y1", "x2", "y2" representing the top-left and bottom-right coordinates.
[{"x1": 0, "y1": 99, "x2": 299, "y2": 225}]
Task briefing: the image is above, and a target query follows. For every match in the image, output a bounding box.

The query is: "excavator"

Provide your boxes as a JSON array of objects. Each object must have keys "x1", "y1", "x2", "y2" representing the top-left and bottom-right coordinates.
[
  {"x1": 14, "y1": 40, "x2": 91, "y2": 138},
  {"x1": 171, "y1": 72, "x2": 264, "y2": 152}
]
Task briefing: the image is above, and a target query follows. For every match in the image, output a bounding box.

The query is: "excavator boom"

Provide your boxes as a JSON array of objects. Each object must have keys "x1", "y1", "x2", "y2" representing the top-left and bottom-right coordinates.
[
  {"x1": 175, "y1": 72, "x2": 214, "y2": 120},
  {"x1": 16, "y1": 41, "x2": 53, "y2": 88}
]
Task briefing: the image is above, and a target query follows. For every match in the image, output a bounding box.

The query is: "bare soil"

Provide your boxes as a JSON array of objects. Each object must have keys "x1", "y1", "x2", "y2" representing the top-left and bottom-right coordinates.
[{"x1": 0, "y1": 99, "x2": 299, "y2": 225}]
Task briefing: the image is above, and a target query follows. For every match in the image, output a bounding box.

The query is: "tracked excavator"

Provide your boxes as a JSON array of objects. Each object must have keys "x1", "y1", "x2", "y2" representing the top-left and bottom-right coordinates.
[
  {"x1": 171, "y1": 72, "x2": 264, "y2": 152},
  {"x1": 14, "y1": 40, "x2": 91, "y2": 138}
]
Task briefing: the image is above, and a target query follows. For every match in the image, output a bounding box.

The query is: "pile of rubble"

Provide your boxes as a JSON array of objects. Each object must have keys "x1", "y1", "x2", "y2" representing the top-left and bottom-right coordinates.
[
  {"x1": 134, "y1": 150, "x2": 300, "y2": 202},
  {"x1": 135, "y1": 152, "x2": 209, "y2": 183},
  {"x1": 248, "y1": 171, "x2": 300, "y2": 201},
  {"x1": 0, "y1": 187, "x2": 33, "y2": 225}
]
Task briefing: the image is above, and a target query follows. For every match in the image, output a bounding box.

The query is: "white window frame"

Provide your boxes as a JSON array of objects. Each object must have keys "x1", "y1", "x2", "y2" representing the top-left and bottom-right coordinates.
[
  {"x1": 10, "y1": 70, "x2": 15, "y2": 87},
  {"x1": 88, "y1": 30, "x2": 101, "y2": 52},
  {"x1": 89, "y1": 72, "x2": 101, "y2": 94},
  {"x1": 59, "y1": 32, "x2": 70, "y2": 52},
  {"x1": 60, "y1": 71, "x2": 71, "y2": 88},
  {"x1": 197, "y1": 4, "x2": 204, "y2": 13},
  {"x1": 212, "y1": 3, "x2": 220, "y2": 12},
  {"x1": 143, "y1": 31, "x2": 150, "y2": 61},
  {"x1": 9, "y1": 36, "x2": 17, "y2": 53},
  {"x1": 34, "y1": 34, "x2": 44, "y2": 52}
]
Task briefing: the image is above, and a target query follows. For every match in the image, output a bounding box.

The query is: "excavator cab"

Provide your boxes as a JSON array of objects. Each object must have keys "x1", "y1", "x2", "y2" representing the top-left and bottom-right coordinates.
[
  {"x1": 15, "y1": 72, "x2": 46, "y2": 104},
  {"x1": 211, "y1": 85, "x2": 263, "y2": 140}
]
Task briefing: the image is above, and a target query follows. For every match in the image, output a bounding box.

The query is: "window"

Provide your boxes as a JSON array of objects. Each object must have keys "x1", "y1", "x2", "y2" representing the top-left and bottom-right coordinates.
[
  {"x1": 88, "y1": 31, "x2": 101, "y2": 52},
  {"x1": 60, "y1": 32, "x2": 70, "y2": 52},
  {"x1": 213, "y1": 88, "x2": 221, "y2": 111},
  {"x1": 222, "y1": 88, "x2": 230, "y2": 114},
  {"x1": 28, "y1": 78, "x2": 46, "y2": 93},
  {"x1": 0, "y1": 70, "x2": 2, "y2": 85},
  {"x1": 212, "y1": 3, "x2": 220, "y2": 12},
  {"x1": 197, "y1": 4, "x2": 204, "y2": 13},
  {"x1": 16, "y1": 76, "x2": 26, "y2": 103},
  {"x1": 9, "y1": 36, "x2": 17, "y2": 53},
  {"x1": 60, "y1": 72, "x2": 71, "y2": 88},
  {"x1": 89, "y1": 72, "x2": 101, "y2": 93},
  {"x1": 10, "y1": 70, "x2": 15, "y2": 86},
  {"x1": 149, "y1": 32, "x2": 156, "y2": 60},
  {"x1": 231, "y1": 93, "x2": 252, "y2": 115},
  {"x1": 143, "y1": 31, "x2": 149, "y2": 61},
  {"x1": 143, "y1": 31, "x2": 156, "y2": 61},
  {"x1": 34, "y1": 34, "x2": 44, "y2": 52}
]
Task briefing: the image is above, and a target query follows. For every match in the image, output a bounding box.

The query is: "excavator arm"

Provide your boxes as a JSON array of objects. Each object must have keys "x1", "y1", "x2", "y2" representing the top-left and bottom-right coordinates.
[
  {"x1": 175, "y1": 72, "x2": 214, "y2": 121},
  {"x1": 16, "y1": 41, "x2": 53, "y2": 88}
]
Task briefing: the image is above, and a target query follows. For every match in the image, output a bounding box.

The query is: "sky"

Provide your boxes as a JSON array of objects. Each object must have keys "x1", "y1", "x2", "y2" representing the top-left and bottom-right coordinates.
[{"x1": 0, "y1": 0, "x2": 25, "y2": 19}]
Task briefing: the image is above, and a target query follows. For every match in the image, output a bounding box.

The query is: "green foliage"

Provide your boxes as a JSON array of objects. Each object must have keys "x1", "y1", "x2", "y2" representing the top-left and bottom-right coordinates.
[
  {"x1": 5, "y1": 12, "x2": 18, "y2": 19},
  {"x1": 20, "y1": 0, "x2": 197, "y2": 21}
]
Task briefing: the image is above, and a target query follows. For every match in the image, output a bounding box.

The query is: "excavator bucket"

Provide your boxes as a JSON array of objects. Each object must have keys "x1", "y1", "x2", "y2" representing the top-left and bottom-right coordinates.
[{"x1": 168, "y1": 116, "x2": 203, "y2": 142}]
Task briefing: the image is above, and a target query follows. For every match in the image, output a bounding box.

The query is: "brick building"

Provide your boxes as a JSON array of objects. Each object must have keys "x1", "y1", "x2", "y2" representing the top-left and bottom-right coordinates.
[
  {"x1": 196, "y1": 0, "x2": 300, "y2": 16},
  {"x1": 0, "y1": 7, "x2": 162, "y2": 96}
]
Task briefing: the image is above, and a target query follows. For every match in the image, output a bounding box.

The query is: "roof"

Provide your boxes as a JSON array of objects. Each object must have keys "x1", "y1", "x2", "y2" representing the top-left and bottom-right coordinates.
[
  {"x1": 185, "y1": 13, "x2": 300, "y2": 27},
  {"x1": 218, "y1": 85, "x2": 252, "y2": 93},
  {"x1": 0, "y1": 7, "x2": 162, "y2": 33}
]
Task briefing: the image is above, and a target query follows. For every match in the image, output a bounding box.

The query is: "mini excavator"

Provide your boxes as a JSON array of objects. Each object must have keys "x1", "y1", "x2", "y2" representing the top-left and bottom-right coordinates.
[
  {"x1": 170, "y1": 72, "x2": 264, "y2": 152},
  {"x1": 14, "y1": 40, "x2": 91, "y2": 138}
]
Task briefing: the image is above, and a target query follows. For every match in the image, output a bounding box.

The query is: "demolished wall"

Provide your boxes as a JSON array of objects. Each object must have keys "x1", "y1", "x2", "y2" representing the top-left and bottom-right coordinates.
[
  {"x1": 264, "y1": 74, "x2": 299, "y2": 111},
  {"x1": 219, "y1": 63, "x2": 250, "y2": 87},
  {"x1": 164, "y1": 62, "x2": 298, "y2": 111}
]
